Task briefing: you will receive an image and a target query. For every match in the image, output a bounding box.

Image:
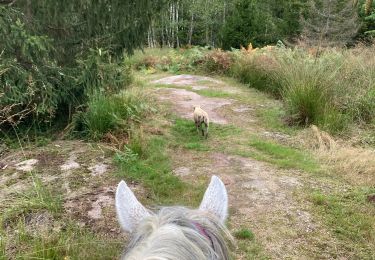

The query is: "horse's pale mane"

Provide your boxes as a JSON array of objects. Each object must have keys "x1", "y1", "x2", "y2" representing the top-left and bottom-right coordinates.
[{"x1": 123, "y1": 206, "x2": 233, "y2": 260}]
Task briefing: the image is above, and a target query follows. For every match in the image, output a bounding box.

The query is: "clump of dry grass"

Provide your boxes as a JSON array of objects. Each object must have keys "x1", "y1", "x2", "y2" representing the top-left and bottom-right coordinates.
[
  {"x1": 200, "y1": 49, "x2": 234, "y2": 74},
  {"x1": 323, "y1": 145, "x2": 375, "y2": 186},
  {"x1": 297, "y1": 125, "x2": 375, "y2": 186}
]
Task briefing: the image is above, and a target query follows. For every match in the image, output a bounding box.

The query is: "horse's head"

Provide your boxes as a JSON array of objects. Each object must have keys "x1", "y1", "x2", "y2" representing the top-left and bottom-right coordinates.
[{"x1": 115, "y1": 175, "x2": 232, "y2": 259}]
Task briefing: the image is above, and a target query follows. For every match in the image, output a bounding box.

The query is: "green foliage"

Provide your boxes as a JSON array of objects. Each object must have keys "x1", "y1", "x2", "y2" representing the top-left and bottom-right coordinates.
[
  {"x1": 129, "y1": 47, "x2": 207, "y2": 73},
  {"x1": 0, "y1": 7, "x2": 70, "y2": 127},
  {"x1": 221, "y1": 0, "x2": 304, "y2": 49},
  {"x1": 302, "y1": 0, "x2": 359, "y2": 47},
  {"x1": 14, "y1": 0, "x2": 167, "y2": 58},
  {"x1": 357, "y1": 0, "x2": 375, "y2": 38},
  {"x1": 75, "y1": 88, "x2": 154, "y2": 140},
  {"x1": 76, "y1": 48, "x2": 132, "y2": 95},
  {"x1": 199, "y1": 50, "x2": 234, "y2": 74},
  {"x1": 0, "y1": 7, "x2": 133, "y2": 134},
  {"x1": 272, "y1": 47, "x2": 374, "y2": 133}
]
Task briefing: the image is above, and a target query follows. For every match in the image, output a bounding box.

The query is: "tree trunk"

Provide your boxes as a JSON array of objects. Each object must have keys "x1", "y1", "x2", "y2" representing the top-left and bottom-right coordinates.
[
  {"x1": 188, "y1": 13, "x2": 194, "y2": 45},
  {"x1": 176, "y1": 1, "x2": 180, "y2": 48}
]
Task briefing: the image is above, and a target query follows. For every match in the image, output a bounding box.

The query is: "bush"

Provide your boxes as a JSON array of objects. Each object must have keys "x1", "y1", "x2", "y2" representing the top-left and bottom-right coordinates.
[
  {"x1": 75, "y1": 88, "x2": 154, "y2": 140},
  {"x1": 0, "y1": 8, "x2": 132, "y2": 132},
  {"x1": 0, "y1": 7, "x2": 71, "y2": 127},
  {"x1": 76, "y1": 48, "x2": 132, "y2": 96},
  {"x1": 231, "y1": 49, "x2": 281, "y2": 96},
  {"x1": 336, "y1": 46, "x2": 375, "y2": 124},
  {"x1": 199, "y1": 49, "x2": 234, "y2": 74},
  {"x1": 129, "y1": 47, "x2": 206, "y2": 73},
  {"x1": 273, "y1": 49, "x2": 349, "y2": 132}
]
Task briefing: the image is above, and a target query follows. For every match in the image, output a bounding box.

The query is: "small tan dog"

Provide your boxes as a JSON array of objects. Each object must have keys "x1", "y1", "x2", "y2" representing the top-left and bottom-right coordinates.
[{"x1": 193, "y1": 106, "x2": 209, "y2": 138}]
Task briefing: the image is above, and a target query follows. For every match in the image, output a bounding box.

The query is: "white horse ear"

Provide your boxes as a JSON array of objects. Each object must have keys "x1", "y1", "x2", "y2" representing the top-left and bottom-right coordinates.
[
  {"x1": 115, "y1": 180, "x2": 150, "y2": 233},
  {"x1": 199, "y1": 175, "x2": 228, "y2": 223}
]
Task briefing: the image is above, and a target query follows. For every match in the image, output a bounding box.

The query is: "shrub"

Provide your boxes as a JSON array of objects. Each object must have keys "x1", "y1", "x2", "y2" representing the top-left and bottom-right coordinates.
[
  {"x1": 76, "y1": 48, "x2": 132, "y2": 96},
  {"x1": 336, "y1": 46, "x2": 375, "y2": 124},
  {"x1": 0, "y1": 7, "x2": 71, "y2": 127},
  {"x1": 129, "y1": 47, "x2": 206, "y2": 73},
  {"x1": 75, "y1": 88, "x2": 154, "y2": 140},
  {"x1": 231, "y1": 50, "x2": 281, "y2": 95},
  {"x1": 0, "y1": 8, "x2": 132, "y2": 132},
  {"x1": 199, "y1": 49, "x2": 234, "y2": 74},
  {"x1": 273, "y1": 49, "x2": 349, "y2": 132}
]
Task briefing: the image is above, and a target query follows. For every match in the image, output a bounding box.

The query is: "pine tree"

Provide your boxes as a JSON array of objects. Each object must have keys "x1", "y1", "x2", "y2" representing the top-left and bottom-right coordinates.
[
  {"x1": 13, "y1": 0, "x2": 168, "y2": 61},
  {"x1": 301, "y1": 0, "x2": 360, "y2": 47}
]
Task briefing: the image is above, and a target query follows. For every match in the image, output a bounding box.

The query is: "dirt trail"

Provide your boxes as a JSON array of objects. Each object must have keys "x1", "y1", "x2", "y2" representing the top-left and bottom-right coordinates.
[{"x1": 153, "y1": 74, "x2": 339, "y2": 259}]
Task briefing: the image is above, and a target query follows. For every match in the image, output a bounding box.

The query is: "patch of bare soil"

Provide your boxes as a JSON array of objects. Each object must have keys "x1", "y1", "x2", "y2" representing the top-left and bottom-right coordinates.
[
  {"x1": 156, "y1": 88, "x2": 232, "y2": 124},
  {"x1": 152, "y1": 74, "x2": 222, "y2": 86}
]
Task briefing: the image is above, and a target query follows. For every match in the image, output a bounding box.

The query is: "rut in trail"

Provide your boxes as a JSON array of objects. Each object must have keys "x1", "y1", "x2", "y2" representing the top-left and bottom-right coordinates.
[{"x1": 153, "y1": 74, "x2": 341, "y2": 259}]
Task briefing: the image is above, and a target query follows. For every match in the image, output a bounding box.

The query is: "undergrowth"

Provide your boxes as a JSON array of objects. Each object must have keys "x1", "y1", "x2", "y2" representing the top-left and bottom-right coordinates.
[{"x1": 73, "y1": 87, "x2": 155, "y2": 140}]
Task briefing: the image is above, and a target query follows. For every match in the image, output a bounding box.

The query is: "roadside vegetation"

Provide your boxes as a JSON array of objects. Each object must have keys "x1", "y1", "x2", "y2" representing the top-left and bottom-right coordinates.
[{"x1": 129, "y1": 44, "x2": 375, "y2": 139}]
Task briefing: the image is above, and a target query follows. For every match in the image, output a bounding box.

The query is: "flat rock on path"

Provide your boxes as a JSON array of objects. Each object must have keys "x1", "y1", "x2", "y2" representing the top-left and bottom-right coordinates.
[
  {"x1": 157, "y1": 88, "x2": 231, "y2": 124},
  {"x1": 152, "y1": 74, "x2": 222, "y2": 86}
]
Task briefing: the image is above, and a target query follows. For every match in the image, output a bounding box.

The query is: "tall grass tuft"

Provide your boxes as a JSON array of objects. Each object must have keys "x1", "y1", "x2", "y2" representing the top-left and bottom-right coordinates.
[
  {"x1": 231, "y1": 50, "x2": 281, "y2": 96},
  {"x1": 75, "y1": 88, "x2": 154, "y2": 140},
  {"x1": 272, "y1": 47, "x2": 375, "y2": 133}
]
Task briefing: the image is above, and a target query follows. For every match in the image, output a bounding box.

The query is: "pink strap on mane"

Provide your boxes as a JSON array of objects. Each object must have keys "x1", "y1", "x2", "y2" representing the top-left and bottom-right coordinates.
[{"x1": 192, "y1": 222, "x2": 214, "y2": 248}]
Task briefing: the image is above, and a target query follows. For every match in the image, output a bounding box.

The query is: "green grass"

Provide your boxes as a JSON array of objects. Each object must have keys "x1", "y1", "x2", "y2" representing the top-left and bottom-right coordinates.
[
  {"x1": 0, "y1": 175, "x2": 110, "y2": 259},
  {"x1": 235, "y1": 137, "x2": 320, "y2": 173},
  {"x1": 233, "y1": 228, "x2": 269, "y2": 260},
  {"x1": 1, "y1": 175, "x2": 62, "y2": 226},
  {"x1": 172, "y1": 118, "x2": 242, "y2": 150},
  {"x1": 234, "y1": 228, "x2": 255, "y2": 240},
  {"x1": 309, "y1": 188, "x2": 375, "y2": 258},
  {"x1": 115, "y1": 131, "x2": 205, "y2": 205},
  {"x1": 75, "y1": 88, "x2": 154, "y2": 140},
  {"x1": 194, "y1": 89, "x2": 232, "y2": 98},
  {"x1": 230, "y1": 54, "x2": 280, "y2": 97},
  {"x1": 236, "y1": 241, "x2": 270, "y2": 260},
  {"x1": 1, "y1": 220, "x2": 122, "y2": 259},
  {"x1": 257, "y1": 106, "x2": 297, "y2": 134},
  {"x1": 172, "y1": 118, "x2": 210, "y2": 151}
]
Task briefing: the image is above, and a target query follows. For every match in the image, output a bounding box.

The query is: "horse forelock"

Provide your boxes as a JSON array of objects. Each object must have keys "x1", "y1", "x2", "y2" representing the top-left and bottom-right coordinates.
[{"x1": 123, "y1": 206, "x2": 232, "y2": 260}]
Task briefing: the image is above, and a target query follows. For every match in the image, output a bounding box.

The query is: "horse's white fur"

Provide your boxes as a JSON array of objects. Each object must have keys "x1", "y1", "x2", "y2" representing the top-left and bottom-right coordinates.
[
  {"x1": 199, "y1": 175, "x2": 228, "y2": 223},
  {"x1": 193, "y1": 106, "x2": 209, "y2": 137},
  {"x1": 115, "y1": 180, "x2": 151, "y2": 233},
  {"x1": 115, "y1": 176, "x2": 232, "y2": 259}
]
